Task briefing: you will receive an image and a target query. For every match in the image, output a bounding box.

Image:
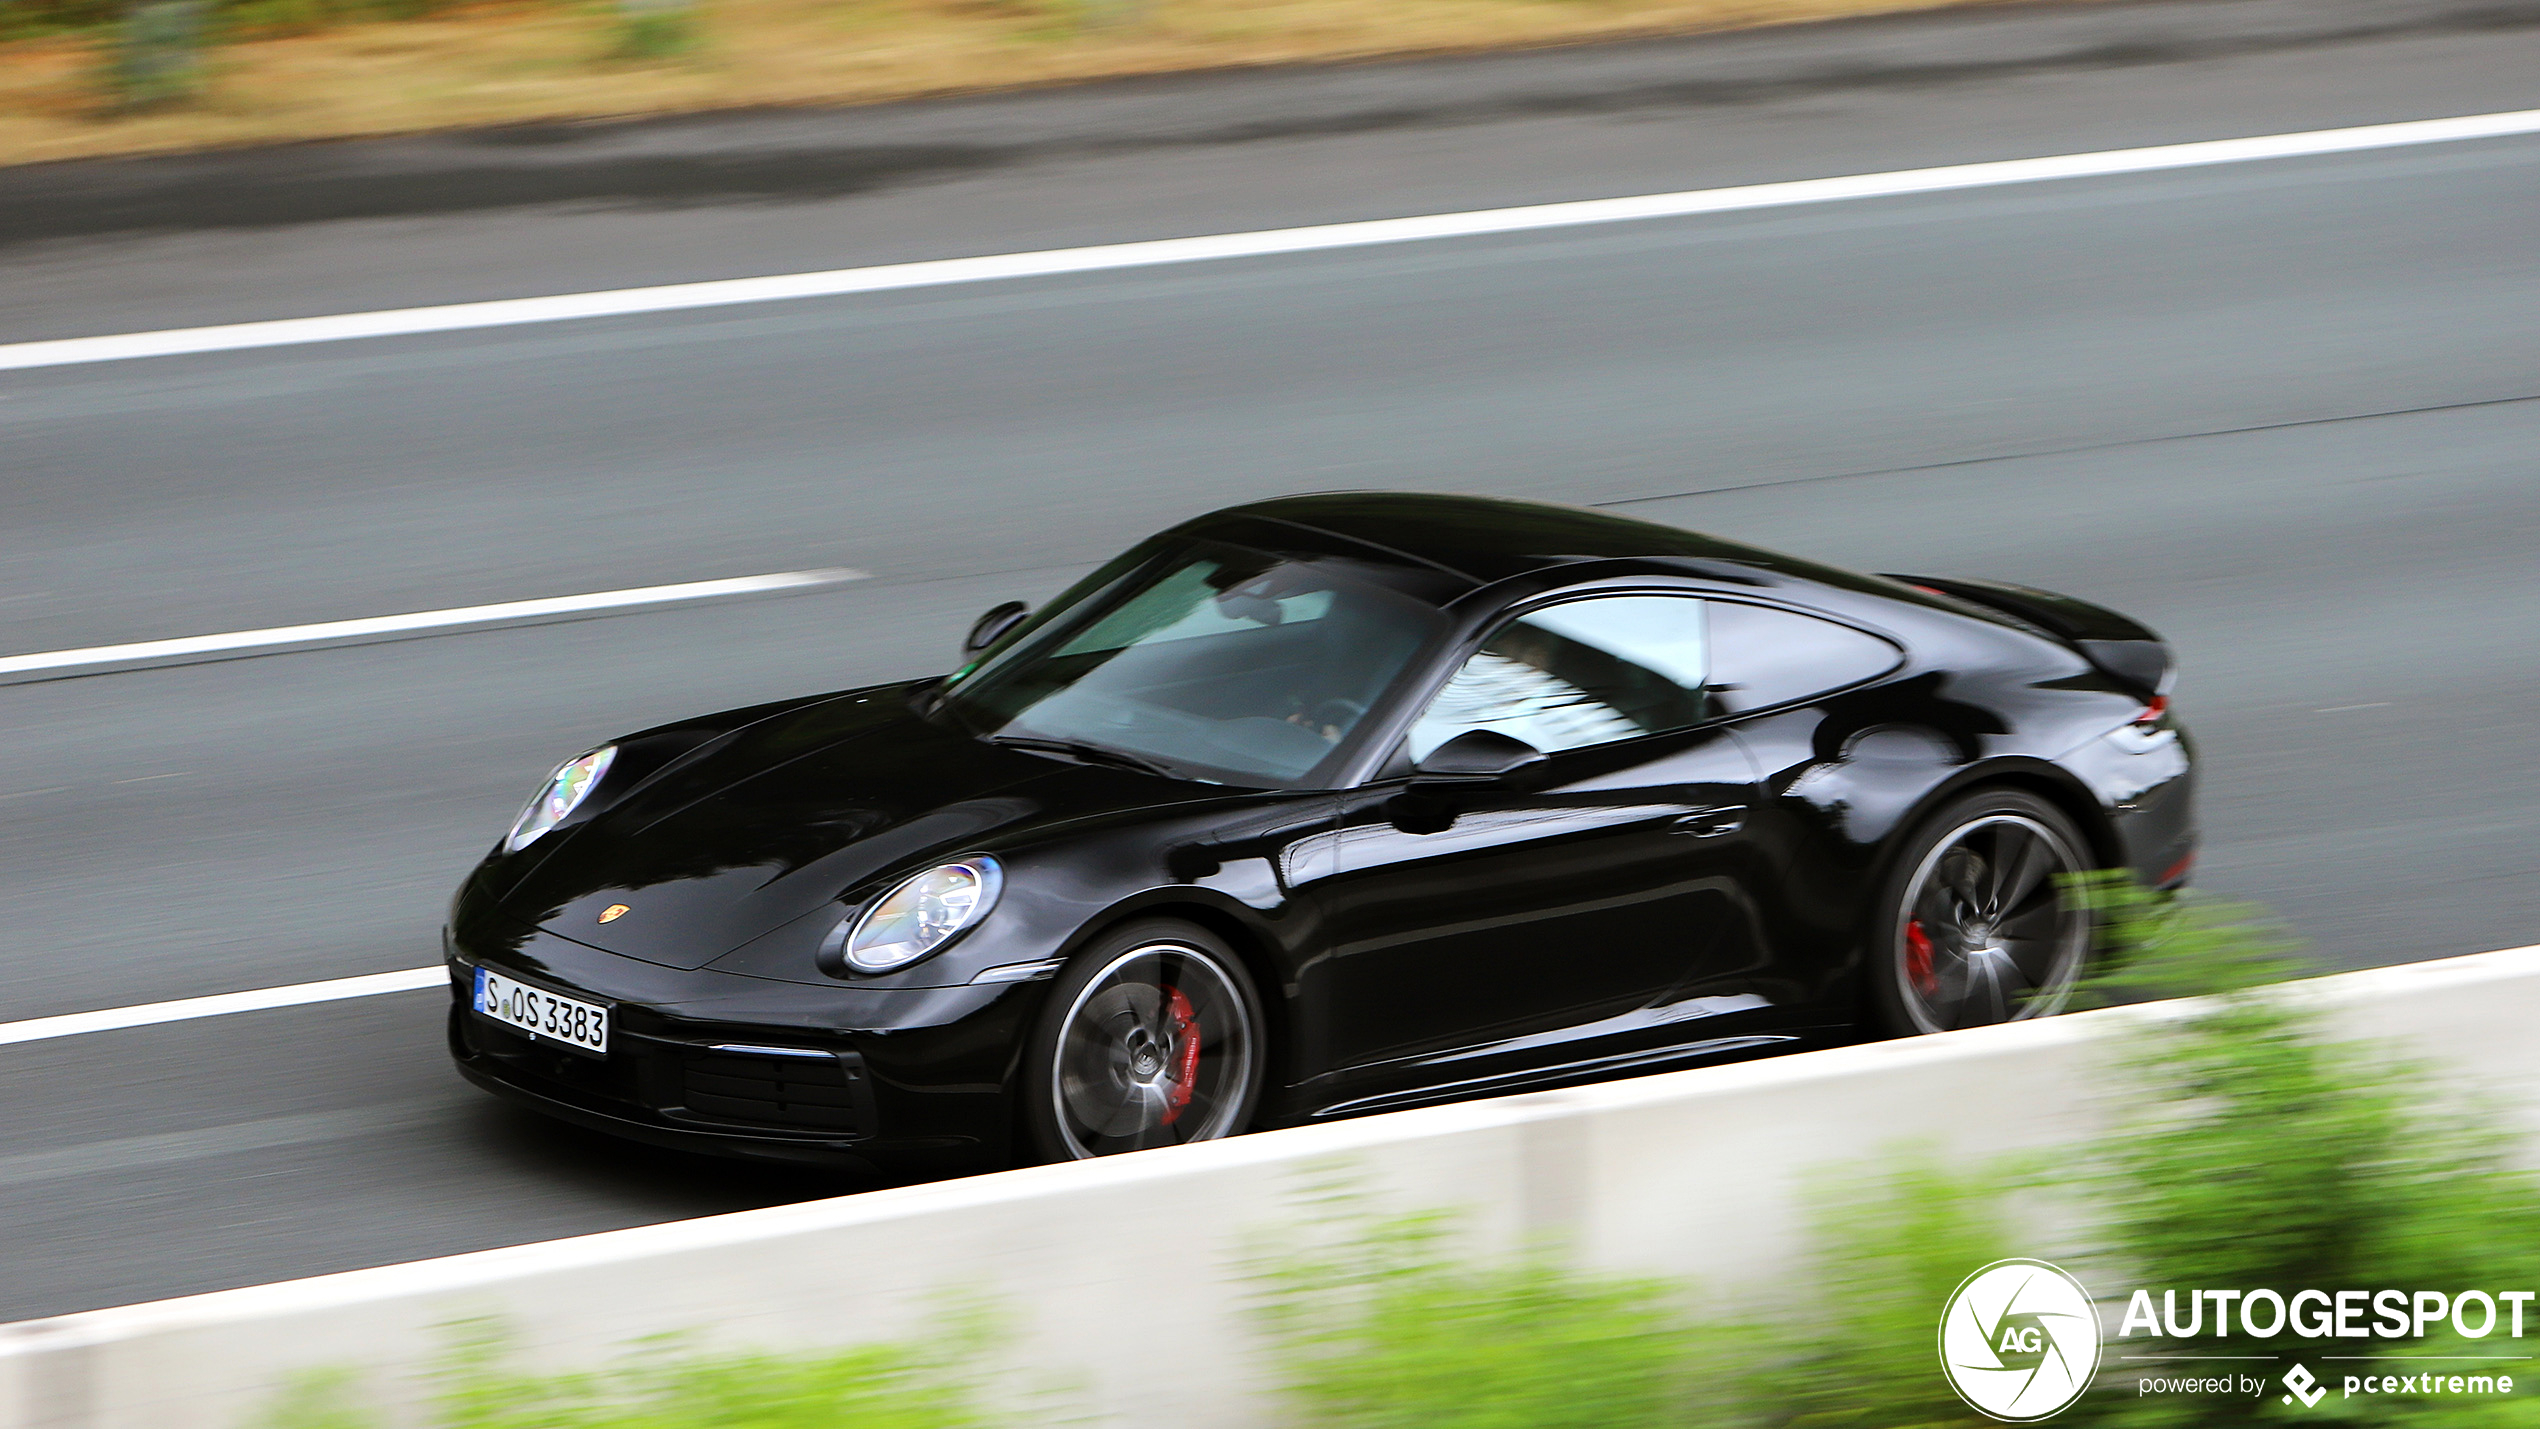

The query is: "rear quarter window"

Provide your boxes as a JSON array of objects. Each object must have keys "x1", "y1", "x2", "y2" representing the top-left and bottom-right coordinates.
[{"x1": 1706, "y1": 601, "x2": 1902, "y2": 715}]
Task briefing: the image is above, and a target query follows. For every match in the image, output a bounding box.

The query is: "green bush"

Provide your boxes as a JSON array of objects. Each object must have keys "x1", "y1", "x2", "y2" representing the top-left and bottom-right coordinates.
[
  {"x1": 100, "y1": 0, "x2": 208, "y2": 108},
  {"x1": 1749, "y1": 1160, "x2": 2025, "y2": 1429},
  {"x1": 1238, "y1": 1160, "x2": 2031, "y2": 1429},
  {"x1": 1, "y1": 0, "x2": 447, "y2": 46},
  {"x1": 1248, "y1": 878, "x2": 2540, "y2": 1428},
  {"x1": 604, "y1": 0, "x2": 696, "y2": 59},
  {"x1": 2063, "y1": 869, "x2": 2306, "y2": 1004},
  {"x1": 1251, "y1": 1207, "x2": 1707, "y2": 1429},
  {"x1": 2064, "y1": 878, "x2": 2540, "y2": 1427},
  {"x1": 258, "y1": 1314, "x2": 1009, "y2": 1429}
]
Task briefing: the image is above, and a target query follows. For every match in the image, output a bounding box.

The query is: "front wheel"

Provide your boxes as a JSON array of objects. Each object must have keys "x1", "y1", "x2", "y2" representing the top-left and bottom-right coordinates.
[
  {"x1": 1868, "y1": 789, "x2": 2094, "y2": 1037},
  {"x1": 1020, "y1": 919, "x2": 1267, "y2": 1161}
]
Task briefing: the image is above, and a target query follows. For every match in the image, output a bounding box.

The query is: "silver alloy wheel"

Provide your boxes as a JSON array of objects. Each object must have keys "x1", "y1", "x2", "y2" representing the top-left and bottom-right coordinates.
[
  {"x1": 1046, "y1": 941, "x2": 1258, "y2": 1159},
  {"x1": 1893, "y1": 813, "x2": 2089, "y2": 1034}
]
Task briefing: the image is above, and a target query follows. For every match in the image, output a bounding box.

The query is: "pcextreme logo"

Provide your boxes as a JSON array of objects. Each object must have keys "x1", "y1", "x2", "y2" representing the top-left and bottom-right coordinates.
[
  {"x1": 1939, "y1": 1259, "x2": 2102, "y2": 1422},
  {"x1": 2284, "y1": 1364, "x2": 2328, "y2": 1407}
]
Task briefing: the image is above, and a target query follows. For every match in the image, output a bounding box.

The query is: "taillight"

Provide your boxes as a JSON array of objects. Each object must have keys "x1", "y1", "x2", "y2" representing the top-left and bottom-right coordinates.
[{"x1": 2129, "y1": 695, "x2": 2170, "y2": 730}]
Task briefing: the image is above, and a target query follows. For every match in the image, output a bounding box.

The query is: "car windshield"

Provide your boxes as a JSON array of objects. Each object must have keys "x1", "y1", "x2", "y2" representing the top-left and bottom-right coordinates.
[{"x1": 939, "y1": 540, "x2": 1443, "y2": 786}]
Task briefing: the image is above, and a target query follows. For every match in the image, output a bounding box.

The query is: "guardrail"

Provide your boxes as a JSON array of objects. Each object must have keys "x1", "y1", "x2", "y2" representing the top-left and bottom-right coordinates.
[{"x1": 5, "y1": 947, "x2": 2535, "y2": 1429}]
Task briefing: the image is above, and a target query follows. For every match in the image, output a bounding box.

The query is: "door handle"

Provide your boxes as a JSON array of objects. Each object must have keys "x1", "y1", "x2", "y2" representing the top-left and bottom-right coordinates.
[{"x1": 1670, "y1": 805, "x2": 1746, "y2": 838}]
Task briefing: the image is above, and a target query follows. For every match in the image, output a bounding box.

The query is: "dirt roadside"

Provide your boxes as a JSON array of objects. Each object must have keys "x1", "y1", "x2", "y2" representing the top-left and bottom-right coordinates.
[
  {"x1": 0, "y1": 0, "x2": 2532, "y2": 238},
  {"x1": 5, "y1": 0, "x2": 2530, "y2": 171},
  {"x1": 6, "y1": 0, "x2": 1985, "y2": 167}
]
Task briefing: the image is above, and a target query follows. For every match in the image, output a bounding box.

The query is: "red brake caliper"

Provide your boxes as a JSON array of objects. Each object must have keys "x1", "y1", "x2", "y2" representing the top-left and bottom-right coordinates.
[
  {"x1": 1905, "y1": 919, "x2": 1937, "y2": 996},
  {"x1": 1159, "y1": 987, "x2": 1199, "y2": 1126}
]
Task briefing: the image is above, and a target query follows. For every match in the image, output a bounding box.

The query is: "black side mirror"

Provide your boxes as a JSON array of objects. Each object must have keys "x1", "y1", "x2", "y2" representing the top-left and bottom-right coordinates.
[
  {"x1": 1410, "y1": 729, "x2": 1546, "y2": 783},
  {"x1": 962, "y1": 601, "x2": 1030, "y2": 658}
]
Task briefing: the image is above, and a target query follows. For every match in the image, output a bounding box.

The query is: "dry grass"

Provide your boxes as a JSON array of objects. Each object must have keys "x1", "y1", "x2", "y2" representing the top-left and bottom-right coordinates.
[{"x1": 0, "y1": 0, "x2": 1994, "y2": 168}]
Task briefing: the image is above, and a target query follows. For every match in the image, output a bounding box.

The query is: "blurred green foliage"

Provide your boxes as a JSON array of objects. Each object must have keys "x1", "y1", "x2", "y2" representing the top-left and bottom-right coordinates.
[
  {"x1": 99, "y1": 0, "x2": 207, "y2": 106},
  {"x1": 3, "y1": 0, "x2": 446, "y2": 46},
  {"x1": 1245, "y1": 1160, "x2": 2023, "y2": 1429},
  {"x1": 258, "y1": 1311, "x2": 1009, "y2": 1429},
  {"x1": 2063, "y1": 868, "x2": 2307, "y2": 1003},
  {"x1": 1252, "y1": 878, "x2": 2540, "y2": 1428},
  {"x1": 1251, "y1": 1203, "x2": 1706, "y2": 1428},
  {"x1": 1753, "y1": 1160, "x2": 2023, "y2": 1429},
  {"x1": 604, "y1": 0, "x2": 695, "y2": 59},
  {"x1": 2065, "y1": 876, "x2": 2540, "y2": 1427}
]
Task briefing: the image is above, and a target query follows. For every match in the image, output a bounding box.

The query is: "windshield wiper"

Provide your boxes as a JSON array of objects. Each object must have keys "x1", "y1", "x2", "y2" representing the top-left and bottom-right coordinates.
[{"x1": 984, "y1": 735, "x2": 1181, "y2": 781}]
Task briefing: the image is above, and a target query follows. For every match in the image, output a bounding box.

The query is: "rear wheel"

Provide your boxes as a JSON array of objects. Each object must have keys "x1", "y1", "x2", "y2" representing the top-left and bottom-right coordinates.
[
  {"x1": 1869, "y1": 789, "x2": 2093, "y2": 1036},
  {"x1": 1020, "y1": 920, "x2": 1266, "y2": 1161}
]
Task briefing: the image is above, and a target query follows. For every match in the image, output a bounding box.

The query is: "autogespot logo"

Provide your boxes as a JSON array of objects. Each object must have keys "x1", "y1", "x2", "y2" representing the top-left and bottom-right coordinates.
[{"x1": 1940, "y1": 1259, "x2": 2104, "y2": 1422}]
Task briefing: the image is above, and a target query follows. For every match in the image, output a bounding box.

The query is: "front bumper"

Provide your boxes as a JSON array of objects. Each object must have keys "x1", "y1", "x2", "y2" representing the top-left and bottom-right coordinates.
[{"x1": 444, "y1": 928, "x2": 1047, "y2": 1170}]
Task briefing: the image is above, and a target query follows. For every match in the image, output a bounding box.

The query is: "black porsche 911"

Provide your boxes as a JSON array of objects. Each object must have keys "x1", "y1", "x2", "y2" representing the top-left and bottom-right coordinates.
[{"x1": 446, "y1": 493, "x2": 2194, "y2": 1170}]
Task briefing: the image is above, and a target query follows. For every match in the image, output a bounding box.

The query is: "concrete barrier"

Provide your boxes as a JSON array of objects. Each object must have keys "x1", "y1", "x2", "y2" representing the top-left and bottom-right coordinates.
[{"x1": 5, "y1": 946, "x2": 2536, "y2": 1429}]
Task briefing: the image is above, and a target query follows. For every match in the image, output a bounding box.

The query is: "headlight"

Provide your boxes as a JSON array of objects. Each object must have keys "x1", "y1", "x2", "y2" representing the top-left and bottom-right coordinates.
[
  {"x1": 842, "y1": 858, "x2": 1003, "y2": 973},
  {"x1": 504, "y1": 745, "x2": 616, "y2": 853}
]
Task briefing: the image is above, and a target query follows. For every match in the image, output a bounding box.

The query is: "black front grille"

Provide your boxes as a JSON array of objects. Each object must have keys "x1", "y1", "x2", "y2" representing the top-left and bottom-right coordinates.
[
  {"x1": 459, "y1": 998, "x2": 871, "y2": 1139},
  {"x1": 675, "y1": 1048, "x2": 869, "y2": 1133},
  {"x1": 463, "y1": 1016, "x2": 650, "y2": 1105}
]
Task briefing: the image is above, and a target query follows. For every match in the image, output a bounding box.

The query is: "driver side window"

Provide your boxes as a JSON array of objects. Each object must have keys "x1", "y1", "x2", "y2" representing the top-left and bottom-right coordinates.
[{"x1": 1406, "y1": 595, "x2": 1709, "y2": 760}]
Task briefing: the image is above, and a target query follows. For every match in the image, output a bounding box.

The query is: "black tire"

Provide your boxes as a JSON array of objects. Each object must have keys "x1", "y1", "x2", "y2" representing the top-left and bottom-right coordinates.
[
  {"x1": 1019, "y1": 918, "x2": 1268, "y2": 1162},
  {"x1": 1867, "y1": 788, "x2": 2095, "y2": 1037}
]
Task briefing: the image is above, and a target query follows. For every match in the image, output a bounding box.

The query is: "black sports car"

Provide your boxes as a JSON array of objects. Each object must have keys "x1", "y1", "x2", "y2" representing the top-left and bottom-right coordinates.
[{"x1": 446, "y1": 493, "x2": 2194, "y2": 1171}]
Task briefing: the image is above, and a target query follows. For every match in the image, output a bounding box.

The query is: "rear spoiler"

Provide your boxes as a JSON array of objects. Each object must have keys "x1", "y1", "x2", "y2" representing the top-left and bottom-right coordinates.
[{"x1": 1887, "y1": 574, "x2": 2175, "y2": 698}]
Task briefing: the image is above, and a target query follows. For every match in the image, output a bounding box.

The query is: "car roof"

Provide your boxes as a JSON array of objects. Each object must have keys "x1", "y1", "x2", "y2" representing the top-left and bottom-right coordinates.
[{"x1": 1184, "y1": 491, "x2": 1835, "y2": 589}]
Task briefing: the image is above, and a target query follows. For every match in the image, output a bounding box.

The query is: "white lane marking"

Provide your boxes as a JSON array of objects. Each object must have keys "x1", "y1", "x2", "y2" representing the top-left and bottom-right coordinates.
[
  {"x1": 0, "y1": 967, "x2": 445, "y2": 1049},
  {"x1": 0, "y1": 567, "x2": 864, "y2": 684},
  {"x1": 5, "y1": 109, "x2": 2537, "y2": 373}
]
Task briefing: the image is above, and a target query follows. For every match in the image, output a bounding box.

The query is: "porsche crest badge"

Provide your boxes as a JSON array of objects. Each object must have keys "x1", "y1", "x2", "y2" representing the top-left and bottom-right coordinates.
[{"x1": 598, "y1": 904, "x2": 630, "y2": 924}]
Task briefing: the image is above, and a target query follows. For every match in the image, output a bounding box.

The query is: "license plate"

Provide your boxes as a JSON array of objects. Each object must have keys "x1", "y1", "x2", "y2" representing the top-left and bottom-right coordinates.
[{"x1": 473, "y1": 968, "x2": 609, "y2": 1056}]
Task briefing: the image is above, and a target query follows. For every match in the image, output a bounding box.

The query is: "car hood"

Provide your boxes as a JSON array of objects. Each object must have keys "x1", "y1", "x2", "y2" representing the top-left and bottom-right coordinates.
[{"x1": 494, "y1": 686, "x2": 1126, "y2": 970}]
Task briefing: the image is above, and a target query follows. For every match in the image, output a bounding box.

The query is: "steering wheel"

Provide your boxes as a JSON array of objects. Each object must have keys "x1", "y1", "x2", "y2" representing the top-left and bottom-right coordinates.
[{"x1": 1304, "y1": 698, "x2": 1367, "y2": 741}]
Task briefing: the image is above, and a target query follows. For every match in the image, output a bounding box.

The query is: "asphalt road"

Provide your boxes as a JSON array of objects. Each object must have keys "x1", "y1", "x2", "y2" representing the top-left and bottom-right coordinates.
[{"x1": 1, "y1": 5, "x2": 2535, "y2": 1320}]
